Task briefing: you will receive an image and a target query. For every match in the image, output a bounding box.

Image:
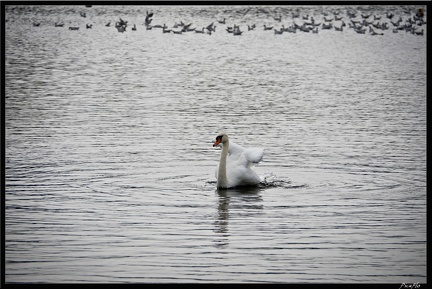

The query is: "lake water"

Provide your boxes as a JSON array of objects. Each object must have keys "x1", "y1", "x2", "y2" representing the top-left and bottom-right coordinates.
[{"x1": 4, "y1": 5, "x2": 427, "y2": 284}]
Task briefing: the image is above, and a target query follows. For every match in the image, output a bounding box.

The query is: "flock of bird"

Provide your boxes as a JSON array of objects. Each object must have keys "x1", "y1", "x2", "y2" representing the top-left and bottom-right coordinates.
[{"x1": 29, "y1": 7, "x2": 426, "y2": 37}]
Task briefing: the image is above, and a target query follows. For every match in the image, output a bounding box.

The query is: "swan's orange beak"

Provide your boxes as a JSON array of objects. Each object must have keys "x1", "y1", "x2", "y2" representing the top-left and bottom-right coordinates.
[{"x1": 213, "y1": 138, "x2": 221, "y2": 147}]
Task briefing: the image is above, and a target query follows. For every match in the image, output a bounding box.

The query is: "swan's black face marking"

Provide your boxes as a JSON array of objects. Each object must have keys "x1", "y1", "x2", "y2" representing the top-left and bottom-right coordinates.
[{"x1": 213, "y1": 135, "x2": 224, "y2": 147}]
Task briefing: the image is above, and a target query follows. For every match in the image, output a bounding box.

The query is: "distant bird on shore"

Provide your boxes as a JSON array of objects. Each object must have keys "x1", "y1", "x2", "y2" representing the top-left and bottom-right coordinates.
[
  {"x1": 118, "y1": 18, "x2": 128, "y2": 26},
  {"x1": 415, "y1": 29, "x2": 424, "y2": 36},
  {"x1": 334, "y1": 25, "x2": 343, "y2": 31},
  {"x1": 181, "y1": 23, "x2": 193, "y2": 32},
  {"x1": 274, "y1": 28, "x2": 284, "y2": 35},
  {"x1": 206, "y1": 22, "x2": 216, "y2": 32},
  {"x1": 145, "y1": 10, "x2": 153, "y2": 26},
  {"x1": 153, "y1": 23, "x2": 167, "y2": 29},
  {"x1": 233, "y1": 25, "x2": 243, "y2": 35},
  {"x1": 370, "y1": 28, "x2": 383, "y2": 35},
  {"x1": 322, "y1": 23, "x2": 332, "y2": 29}
]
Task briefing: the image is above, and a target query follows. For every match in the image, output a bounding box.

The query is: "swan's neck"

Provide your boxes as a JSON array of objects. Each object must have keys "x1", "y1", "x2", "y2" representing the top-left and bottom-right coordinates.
[{"x1": 218, "y1": 140, "x2": 229, "y2": 188}]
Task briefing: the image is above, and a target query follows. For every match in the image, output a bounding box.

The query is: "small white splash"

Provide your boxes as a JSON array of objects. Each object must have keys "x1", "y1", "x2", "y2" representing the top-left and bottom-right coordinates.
[
  {"x1": 261, "y1": 172, "x2": 306, "y2": 189},
  {"x1": 263, "y1": 172, "x2": 278, "y2": 184},
  {"x1": 261, "y1": 172, "x2": 287, "y2": 187}
]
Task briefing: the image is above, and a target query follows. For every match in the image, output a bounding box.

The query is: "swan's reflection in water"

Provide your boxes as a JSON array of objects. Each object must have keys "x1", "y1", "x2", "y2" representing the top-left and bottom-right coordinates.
[{"x1": 213, "y1": 186, "x2": 264, "y2": 248}]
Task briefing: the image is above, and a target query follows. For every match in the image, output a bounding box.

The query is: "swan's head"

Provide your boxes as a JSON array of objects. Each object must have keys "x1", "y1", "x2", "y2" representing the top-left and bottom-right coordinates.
[{"x1": 213, "y1": 133, "x2": 228, "y2": 147}]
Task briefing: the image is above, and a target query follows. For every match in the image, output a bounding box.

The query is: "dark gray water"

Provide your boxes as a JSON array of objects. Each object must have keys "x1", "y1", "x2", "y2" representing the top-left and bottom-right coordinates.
[{"x1": 5, "y1": 5, "x2": 426, "y2": 283}]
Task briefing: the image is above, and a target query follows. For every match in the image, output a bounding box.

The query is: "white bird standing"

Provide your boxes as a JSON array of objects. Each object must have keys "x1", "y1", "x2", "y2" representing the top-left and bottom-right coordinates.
[{"x1": 213, "y1": 133, "x2": 264, "y2": 189}]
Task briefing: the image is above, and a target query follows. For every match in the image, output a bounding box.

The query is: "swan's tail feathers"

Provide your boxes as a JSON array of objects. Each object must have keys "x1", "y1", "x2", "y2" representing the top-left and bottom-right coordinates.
[{"x1": 245, "y1": 148, "x2": 264, "y2": 164}]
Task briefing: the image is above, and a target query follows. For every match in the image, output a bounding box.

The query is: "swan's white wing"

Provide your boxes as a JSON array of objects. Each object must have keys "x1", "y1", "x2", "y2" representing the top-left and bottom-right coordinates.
[
  {"x1": 233, "y1": 148, "x2": 264, "y2": 170},
  {"x1": 228, "y1": 142, "x2": 264, "y2": 167},
  {"x1": 244, "y1": 148, "x2": 264, "y2": 164},
  {"x1": 227, "y1": 141, "x2": 245, "y2": 156}
]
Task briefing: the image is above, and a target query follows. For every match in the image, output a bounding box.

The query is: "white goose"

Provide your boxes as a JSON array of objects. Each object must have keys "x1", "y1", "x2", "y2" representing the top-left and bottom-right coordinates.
[{"x1": 213, "y1": 133, "x2": 264, "y2": 189}]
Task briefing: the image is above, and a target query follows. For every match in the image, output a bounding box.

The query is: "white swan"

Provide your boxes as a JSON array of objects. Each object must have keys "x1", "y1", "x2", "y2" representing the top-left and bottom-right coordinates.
[{"x1": 213, "y1": 133, "x2": 264, "y2": 189}]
